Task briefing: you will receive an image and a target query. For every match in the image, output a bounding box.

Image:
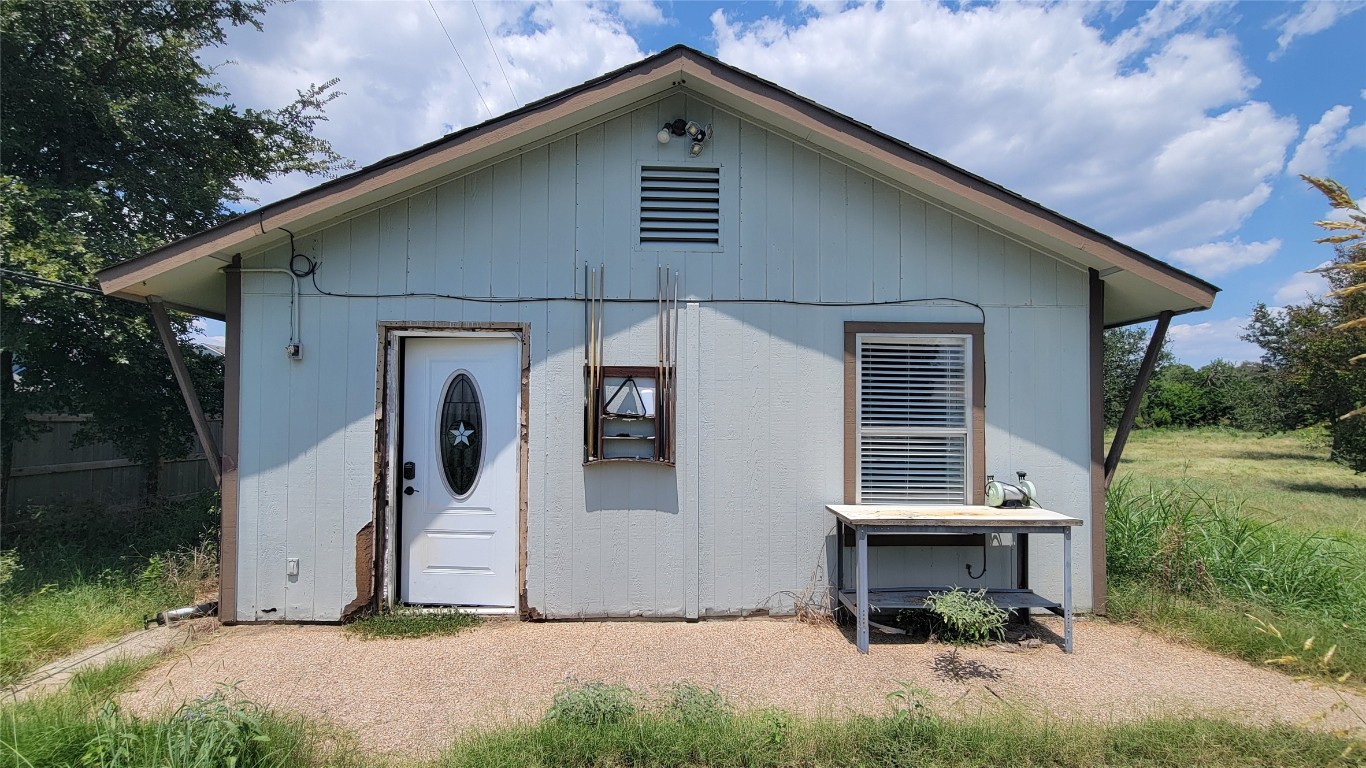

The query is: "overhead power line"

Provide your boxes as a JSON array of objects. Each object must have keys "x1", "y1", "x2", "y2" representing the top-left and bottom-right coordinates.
[
  {"x1": 0, "y1": 267, "x2": 105, "y2": 297},
  {"x1": 427, "y1": 0, "x2": 495, "y2": 120},
  {"x1": 470, "y1": 0, "x2": 519, "y2": 107}
]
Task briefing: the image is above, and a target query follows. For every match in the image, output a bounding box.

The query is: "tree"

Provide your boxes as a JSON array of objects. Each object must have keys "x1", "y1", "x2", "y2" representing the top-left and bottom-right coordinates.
[
  {"x1": 1102, "y1": 327, "x2": 1173, "y2": 427},
  {"x1": 1243, "y1": 177, "x2": 1366, "y2": 469},
  {"x1": 1, "y1": 0, "x2": 350, "y2": 502}
]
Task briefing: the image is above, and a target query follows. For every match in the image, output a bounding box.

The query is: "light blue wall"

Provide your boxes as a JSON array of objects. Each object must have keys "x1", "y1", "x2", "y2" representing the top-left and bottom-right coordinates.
[{"x1": 234, "y1": 92, "x2": 1093, "y2": 621}]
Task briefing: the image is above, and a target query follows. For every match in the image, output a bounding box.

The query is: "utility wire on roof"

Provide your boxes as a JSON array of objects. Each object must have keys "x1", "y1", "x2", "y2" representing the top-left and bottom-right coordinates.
[
  {"x1": 470, "y1": 0, "x2": 519, "y2": 107},
  {"x1": 427, "y1": 0, "x2": 496, "y2": 120},
  {"x1": 0, "y1": 267, "x2": 105, "y2": 297}
]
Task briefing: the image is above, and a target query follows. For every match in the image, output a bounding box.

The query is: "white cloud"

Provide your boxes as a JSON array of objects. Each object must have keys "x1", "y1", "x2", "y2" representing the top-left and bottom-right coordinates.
[
  {"x1": 614, "y1": 1, "x2": 665, "y2": 26},
  {"x1": 1167, "y1": 316, "x2": 1261, "y2": 365},
  {"x1": 216, "y1": 1, "x2": 647, "y2": 204},
  {"x1": 1273, "y1": 262, "x2": 1332, "y2": 304},
  {"x1": 1167, "y1": 238, "x2": 1280, "y2": 279},
  {"x1": 189, "y1": 318, "x2": 227, "y2": 349},
  {"x1": 1270, "y1": 1, "x2": 1366, "y2": 60},
  {"x1": 1287, "y1": 105, "x2": 1356, "y2": 177},
  {"x1": 711, "y1": 2, "x2": 1298, "y2": 258}
]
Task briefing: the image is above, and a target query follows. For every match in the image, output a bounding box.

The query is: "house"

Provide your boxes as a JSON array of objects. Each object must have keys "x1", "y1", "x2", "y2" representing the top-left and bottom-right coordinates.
[{"x1": 97, "y1": 46, "x2": 1216, "y2": 624}]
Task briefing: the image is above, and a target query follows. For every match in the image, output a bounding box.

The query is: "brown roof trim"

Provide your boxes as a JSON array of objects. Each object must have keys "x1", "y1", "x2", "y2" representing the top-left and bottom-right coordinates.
[
  {"x1": 99, "y1": 48, "x2": 694, "y2": 293},
  {"x1": 673, "y1": 51, "x2": 1217, "y2": 306},
  {"x1": 98, "y1": 44, "x2": 1217, "y2": 309}
]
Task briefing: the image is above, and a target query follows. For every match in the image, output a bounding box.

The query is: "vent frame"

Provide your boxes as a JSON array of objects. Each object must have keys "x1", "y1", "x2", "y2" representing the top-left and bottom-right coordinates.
[{"x1": 636, "y1": 162, "x2": 723, "y2": 251}]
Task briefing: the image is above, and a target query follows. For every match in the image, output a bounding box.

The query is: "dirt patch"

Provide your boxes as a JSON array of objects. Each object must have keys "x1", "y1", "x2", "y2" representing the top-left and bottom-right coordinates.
[{"x1": 119, "y1": 617, "x2": 1365, "y2": 759}]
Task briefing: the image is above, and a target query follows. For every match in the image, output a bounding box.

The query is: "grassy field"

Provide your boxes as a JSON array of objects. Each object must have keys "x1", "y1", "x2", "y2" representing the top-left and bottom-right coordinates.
[
  {"x1": 1113, "y1": 427, "x2": 1366, "y2": 540},
  {"x1": 0, "y1": 494, "x2": 219, "y2": 685},
  {"x1": 2, "y1": 675, "x2": 1357, "y2": 767},
  {"x1": 1109, "y1": 427, "x2": 1366, "y2": 685}
]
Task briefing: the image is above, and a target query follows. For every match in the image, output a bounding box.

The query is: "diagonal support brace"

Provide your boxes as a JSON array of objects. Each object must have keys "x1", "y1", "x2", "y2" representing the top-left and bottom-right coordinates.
[
  {"x1": 1103, "y1": 310, "x2": 1172, "y2": 487},
  {"x1": 148, "y1": 296, "x2": 222, "y2": 487}
]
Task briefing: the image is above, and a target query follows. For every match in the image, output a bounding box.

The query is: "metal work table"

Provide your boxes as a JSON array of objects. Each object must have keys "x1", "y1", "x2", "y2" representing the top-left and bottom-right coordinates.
[{"x1": 826, "y1": 504, "x2": 1083, "y2": 654}]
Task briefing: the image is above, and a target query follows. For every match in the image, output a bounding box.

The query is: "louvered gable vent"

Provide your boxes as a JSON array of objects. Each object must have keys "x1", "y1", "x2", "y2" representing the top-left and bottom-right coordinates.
[
  {"x1": 857, "y1": 335, "x2": 970, "y2": 505},
  {"x1": 640, "y1": 165, "x2": 720, "y2": 246}
]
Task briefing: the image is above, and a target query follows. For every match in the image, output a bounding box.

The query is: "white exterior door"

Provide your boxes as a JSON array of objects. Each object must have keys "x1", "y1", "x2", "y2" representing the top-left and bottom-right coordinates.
[{"x1": 400, "y1": 336, "x2": 520, "y2": 607}]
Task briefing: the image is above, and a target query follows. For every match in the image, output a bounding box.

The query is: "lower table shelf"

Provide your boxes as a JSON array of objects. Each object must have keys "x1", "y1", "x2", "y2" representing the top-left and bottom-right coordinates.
[{"x1": 836, "y1": 587, "x2": 1064, "y2": 617}]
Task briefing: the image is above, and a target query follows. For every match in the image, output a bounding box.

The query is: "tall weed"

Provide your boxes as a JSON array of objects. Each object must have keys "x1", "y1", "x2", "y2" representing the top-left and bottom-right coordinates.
[
  {"x1": 0, "y1": 494, "x2": 220, "y2": 685},
  {"x1": 1107, "y1": 478, "x2": 1365, "y2": 619}
]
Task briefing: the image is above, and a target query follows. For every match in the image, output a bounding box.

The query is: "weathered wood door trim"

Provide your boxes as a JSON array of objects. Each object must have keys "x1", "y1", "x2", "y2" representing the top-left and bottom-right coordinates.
[{"x1": 372, "y1": 323, "x2": 530, "y2": 617}]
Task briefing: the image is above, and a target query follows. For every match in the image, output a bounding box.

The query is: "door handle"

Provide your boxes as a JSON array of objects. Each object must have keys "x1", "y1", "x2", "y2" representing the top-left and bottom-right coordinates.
[{"x1": 403, "y1": 486, "x2": 418, "y2": 495}]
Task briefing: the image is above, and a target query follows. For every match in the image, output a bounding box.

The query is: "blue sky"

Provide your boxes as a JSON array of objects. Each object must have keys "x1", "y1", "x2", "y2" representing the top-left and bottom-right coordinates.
[{"x1": 201, "y1": 1, "x2": 1366, "y2": 366}]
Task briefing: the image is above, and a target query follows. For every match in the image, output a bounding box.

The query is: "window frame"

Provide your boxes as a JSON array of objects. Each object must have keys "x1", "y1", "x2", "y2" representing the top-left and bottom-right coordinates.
[
  {"x1": 585, "y1": 364, "x2": 675, "y2": 465},
  {"x1": 843, "y1": 322, "x2": 986, "y2": 506}
]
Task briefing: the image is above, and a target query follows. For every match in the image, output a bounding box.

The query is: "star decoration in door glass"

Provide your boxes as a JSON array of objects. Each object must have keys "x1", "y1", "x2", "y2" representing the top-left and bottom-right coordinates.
[{"x1": 450, "y1": 422, "x2": 474, "y2": 446}]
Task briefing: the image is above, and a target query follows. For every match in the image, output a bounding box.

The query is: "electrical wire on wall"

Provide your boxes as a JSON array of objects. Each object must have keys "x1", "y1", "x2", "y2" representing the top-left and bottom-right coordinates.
[{"x1": 296, "y1": 258, "x2": 988, "y2": 323}]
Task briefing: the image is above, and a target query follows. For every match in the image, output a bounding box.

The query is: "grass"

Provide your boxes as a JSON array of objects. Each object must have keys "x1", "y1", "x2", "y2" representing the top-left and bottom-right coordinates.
[
  {"x1": 3, "y1": 674, "x2": 1356, "y2": 768},
  {"x1": 442, "y1": 712, "x2": 1355, "y2": 767},
  {"x1": 442, "y1": 679, "x2": 1357, "y2": 767},
  {"x1": 1109, "y1": 437, "x2": 1366, "y2": 680},
  {"x1": 0, "y1": 662, "x2": 339, "y2": 768},
  {"x1": 1114, "y1": 426, "x2": 1366, "y2": 540},
  {"x1": 0, "y1": 494, "x2": 219, "y2": 686},
  {"x1": 343, "y1": 608, "x2": 481, "y2": 640}
]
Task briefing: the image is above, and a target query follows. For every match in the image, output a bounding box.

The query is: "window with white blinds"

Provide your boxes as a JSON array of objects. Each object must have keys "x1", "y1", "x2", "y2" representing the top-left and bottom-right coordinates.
[{"x1": 856, "y1": 334, "x2": 971, "y2": 504}]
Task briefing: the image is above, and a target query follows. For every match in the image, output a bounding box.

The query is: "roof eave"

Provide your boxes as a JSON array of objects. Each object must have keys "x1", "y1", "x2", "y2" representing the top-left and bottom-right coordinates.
[{"x1": 97, "y1": 44, "x2": 1217, "y2": 325}]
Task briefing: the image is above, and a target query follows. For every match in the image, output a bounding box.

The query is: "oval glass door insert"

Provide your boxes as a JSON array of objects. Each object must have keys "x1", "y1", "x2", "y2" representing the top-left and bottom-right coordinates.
[{"x1": 439, "y1": 372, "x2": 483, "y2": 497}]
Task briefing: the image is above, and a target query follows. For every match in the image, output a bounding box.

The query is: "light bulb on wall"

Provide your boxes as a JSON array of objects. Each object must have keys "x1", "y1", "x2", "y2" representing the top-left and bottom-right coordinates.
[
  {"x1": 689, "y1": 141, "x2": 703, "y2": 157},
  {"x1": 658, "y1": 119, "x2": 686, "y2": 144}
]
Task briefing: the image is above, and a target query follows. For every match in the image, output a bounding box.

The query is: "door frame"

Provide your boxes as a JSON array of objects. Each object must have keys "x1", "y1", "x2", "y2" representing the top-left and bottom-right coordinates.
[{"x1": 373, "y1": 322, "x2": 530, "y2": 617}]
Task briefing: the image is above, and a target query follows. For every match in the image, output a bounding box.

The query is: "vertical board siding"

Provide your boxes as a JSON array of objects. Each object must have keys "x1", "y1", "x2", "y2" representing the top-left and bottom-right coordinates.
[{"x1": 232, "y1": 95, "x2": 1096, "y2": 622}]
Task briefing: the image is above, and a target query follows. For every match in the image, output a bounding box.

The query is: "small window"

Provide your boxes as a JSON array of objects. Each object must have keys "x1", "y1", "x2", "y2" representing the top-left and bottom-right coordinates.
[
  {"x1": 639, "y1": 165, "x2": 720, "y2": 247},
  {"x1": 439, "y1": 372, "x2": 483, "y2": 497},
  {"x1": 856, "y1": 334, "x2": 971, "y2": 504}
]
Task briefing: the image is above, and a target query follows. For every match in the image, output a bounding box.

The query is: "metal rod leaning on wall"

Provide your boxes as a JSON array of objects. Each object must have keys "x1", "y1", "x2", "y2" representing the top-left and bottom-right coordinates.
[
  {"x1": 666, "y1": 269, "x2": 677, "y2": 459},
  {"x1": 657, "y1": 266, "x2": 665, "y2": 461},
  {"x1": 667, "y1": 267, "x2": 675, "y2": 462},
  {"x1": 595, "y1": 266, "x2": 601, "y2": 448},
  {"x1": 586, "y1": 264, "x2": 599, "y2": 461},
  {"x1": 584, "y1": 263, "x2": 592, "y2": 461}
]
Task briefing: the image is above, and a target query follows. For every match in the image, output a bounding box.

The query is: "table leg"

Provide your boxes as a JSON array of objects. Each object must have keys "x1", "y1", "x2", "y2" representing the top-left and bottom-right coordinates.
[
  {"x1": 856, "y1": 525, "x2": 869, "y2": 653},
  {"x1": 1063, "y1": 526, "x2": 1073, "y2": 653},
  {"x1": 835, "y1": 521, "x2": 844, "y2": 622}
]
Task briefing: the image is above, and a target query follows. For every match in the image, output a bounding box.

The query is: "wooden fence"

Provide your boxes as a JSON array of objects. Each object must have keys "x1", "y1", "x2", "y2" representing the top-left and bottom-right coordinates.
[{"x1": 5, "y1": 415, "x2": 220, "y2": 510}]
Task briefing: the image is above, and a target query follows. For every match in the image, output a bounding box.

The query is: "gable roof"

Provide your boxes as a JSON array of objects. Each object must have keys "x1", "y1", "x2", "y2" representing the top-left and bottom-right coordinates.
[{"x1": 97, "y1": 44, "x2": 1216, "y2": 325}]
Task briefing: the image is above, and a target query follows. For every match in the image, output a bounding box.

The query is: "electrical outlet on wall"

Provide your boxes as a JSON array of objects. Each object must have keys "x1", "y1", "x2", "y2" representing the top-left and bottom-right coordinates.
[{"x1": 286, "y1": 558, "x2": 299, "y2": 577}]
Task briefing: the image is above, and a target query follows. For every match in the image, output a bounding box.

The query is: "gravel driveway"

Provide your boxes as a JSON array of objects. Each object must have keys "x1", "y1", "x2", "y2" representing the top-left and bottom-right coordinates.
[{"x1": 120, "y1": 617, "x2": 1364, "y2": 759}]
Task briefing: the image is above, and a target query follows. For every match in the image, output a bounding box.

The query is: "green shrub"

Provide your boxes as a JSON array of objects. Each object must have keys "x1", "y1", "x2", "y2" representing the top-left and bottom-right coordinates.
[
  {"x1": 922, "y1": 587, "x2": 1007, "y2": 644},
  {"x1": 661, "y1": 682, "x2": 731, "y2": 726},
  {"x1": 545, "y1": 680, "x2": 637, "y2": 728}
]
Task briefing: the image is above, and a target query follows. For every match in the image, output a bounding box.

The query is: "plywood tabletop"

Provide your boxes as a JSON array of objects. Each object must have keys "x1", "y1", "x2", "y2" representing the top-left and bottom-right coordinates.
[{"x1": 825, "y1": 504, "x2": 1083, "y2": 527}]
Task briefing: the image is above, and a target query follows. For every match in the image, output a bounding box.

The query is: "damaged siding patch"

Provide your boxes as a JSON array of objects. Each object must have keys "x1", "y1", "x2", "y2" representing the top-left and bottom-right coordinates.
[{"x1": 343, "y1": 520, "x2": 375, "y2": 620}]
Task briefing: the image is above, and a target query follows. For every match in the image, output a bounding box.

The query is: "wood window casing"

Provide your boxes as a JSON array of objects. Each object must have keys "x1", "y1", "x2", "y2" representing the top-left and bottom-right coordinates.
[
  {"x1": 843, "y1": 322, "x2": 985, "y2": 506},
  {"x1": 587, "y1": 364, "x2": 675, "y2": 464}
]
